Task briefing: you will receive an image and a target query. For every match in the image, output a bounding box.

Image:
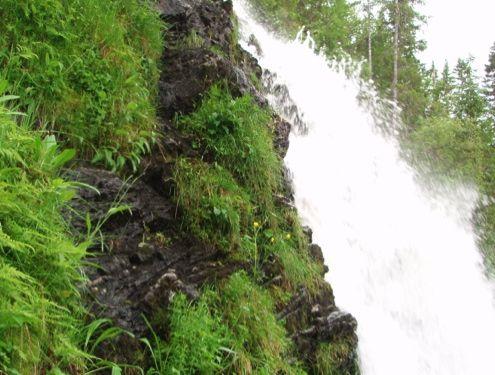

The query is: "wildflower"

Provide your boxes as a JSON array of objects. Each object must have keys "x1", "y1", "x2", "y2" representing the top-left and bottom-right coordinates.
[
  {"x1": 286, "y1": 233, "x2": 291, "y2": 240},
  {"x1": 271, "y1": 237, "x2": 275, "y2": 243},
  {"x1": 253, "y1": 221, "x2": 260, "y2": 228}
]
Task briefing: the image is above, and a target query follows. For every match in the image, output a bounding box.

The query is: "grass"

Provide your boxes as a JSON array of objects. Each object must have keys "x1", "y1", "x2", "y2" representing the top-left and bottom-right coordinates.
[
  {"x1": 174, "y1": 158, "x2": 254, "y2": 252},
  {"x1": 0, "y1": 100, "x2": 88, "y2": 374},
  {"x1": 146, "y1": 293, "x2": 233, "y2": 374},
  {"x1": 179, "y1": 85, "x2": 281, "y2": 211},
  {"x1": 214, "y1": 271, "x2": 305, "y2": 374},
  {"x1": 174, "y1": 86, "x2": 326, "y2": 292},
  {"x1": 145, "y1": 277, "x2": 308, "y2": 375},
  {"x1": 0, "y1": 0, "x2": 163, "y2": 170},
  {"x1": 314, "y1": 339, "x2": 359, "y2": 375}
]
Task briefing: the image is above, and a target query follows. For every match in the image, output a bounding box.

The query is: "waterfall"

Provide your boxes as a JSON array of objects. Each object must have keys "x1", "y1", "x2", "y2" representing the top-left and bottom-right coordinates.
[{"x1": 234, "y1": 2, "x2": 495, "y2": 374}]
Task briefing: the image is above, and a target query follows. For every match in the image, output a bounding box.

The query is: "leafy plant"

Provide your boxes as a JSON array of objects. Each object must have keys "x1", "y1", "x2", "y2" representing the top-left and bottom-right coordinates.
[
  {"x1": 145, "y1": 293, "x2": 233, "y2": 374},
  {"x1": 0, "y1": 0, "x2": 164, "y2": 168},
  {"x1": 0, "y1": 101, "x2": 88, "y2": 373},
  {"x1": 213, "y1": 271, "x2": 302, "y2": 374}
]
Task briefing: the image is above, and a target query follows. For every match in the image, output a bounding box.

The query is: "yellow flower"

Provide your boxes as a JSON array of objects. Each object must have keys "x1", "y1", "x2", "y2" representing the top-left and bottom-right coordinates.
[
  {"x1": 286, "y1": 233, "x2": 291, "y2": 240},
  {"x1": 270, "y1": 237, "x2": 275, "y2": 243},
  {"x1": 253, "y1": 221, "x2": 260, "y2": 228}
]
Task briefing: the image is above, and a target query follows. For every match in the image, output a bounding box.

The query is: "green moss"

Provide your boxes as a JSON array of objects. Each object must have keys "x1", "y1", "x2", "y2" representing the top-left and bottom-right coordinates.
[
  {"x1": 174, "y1": 158, "x2": 253, "y2": 252},
  {"x1": 0, "y1": 0, "x2": 164, "y2": 169}
]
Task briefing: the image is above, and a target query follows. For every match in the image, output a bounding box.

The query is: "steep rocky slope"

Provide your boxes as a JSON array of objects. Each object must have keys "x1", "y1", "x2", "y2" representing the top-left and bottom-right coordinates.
[{"x1": 71, "y1": 0, "x2": 359, "y2": 372}]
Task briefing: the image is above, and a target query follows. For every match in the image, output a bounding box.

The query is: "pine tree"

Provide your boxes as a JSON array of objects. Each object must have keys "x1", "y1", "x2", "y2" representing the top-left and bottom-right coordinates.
[
  {"x1": 453, "y1": 58, "x2": 488, "y2": 122},
  {"x1": 484, "y1": 42, "x2": 495, "y2": 123}
]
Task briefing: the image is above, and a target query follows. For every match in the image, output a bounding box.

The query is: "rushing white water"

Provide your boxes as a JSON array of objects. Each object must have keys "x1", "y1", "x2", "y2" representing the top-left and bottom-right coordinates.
[{"x1": 234, "y1": 2, "x2": 495, "y2": 374}]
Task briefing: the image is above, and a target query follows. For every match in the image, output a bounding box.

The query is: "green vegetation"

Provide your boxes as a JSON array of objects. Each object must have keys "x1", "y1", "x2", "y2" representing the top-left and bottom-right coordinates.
[
  {"x1": 147, "y1": 293, "x2": 233, "y2": 374},
  {"x1": 179, "y1": 86, "x2": 280, "y2": 209},
  {"x1": 408, "y1": 116, "x2": 490, "y2": 184},
  {"x1": 314, "y1": 339, "x2": 359, "y2": 375},
  {"x1": 147, "y1": 272, "x2": 307, "y2": 374},
  {"x1": 174, "y1": 86, "x2": 323, "y2": 292},
  {"x1": 0, "y1": 101, "x2": 87, "y2": 374},
  {"x1": 174, "y1": 158, "x2": 253, "y2": 252},
  {"x1": 169, "y1": 86, "x2": 332, "y2": 373},
  {"x1": 214, "y1": 271, "x2": 302, "y2": 374},
  {"x1": 0, "y1": 0, "x2": 164, "y2": 372},
  {"x1": 0, "y1": 0, "x2": 163, "y2": 170}
]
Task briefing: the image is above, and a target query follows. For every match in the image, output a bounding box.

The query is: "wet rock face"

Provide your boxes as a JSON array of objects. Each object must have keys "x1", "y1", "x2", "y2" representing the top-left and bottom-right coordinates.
[
  {"x1": 157, "y1": 0, "x2": 265, "y2": 118},
  {"x1": 70, "y1": 167, "x2": 242, "y2": 335},
  {"x1": 69, "y1": 0, "x2": 358, "y2": 370}
]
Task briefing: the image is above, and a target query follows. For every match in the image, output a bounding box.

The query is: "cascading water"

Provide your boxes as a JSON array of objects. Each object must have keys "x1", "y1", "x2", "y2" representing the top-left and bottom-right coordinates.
[{"x1": 234, "y1": 2, "x2": 495, "y2": 374}]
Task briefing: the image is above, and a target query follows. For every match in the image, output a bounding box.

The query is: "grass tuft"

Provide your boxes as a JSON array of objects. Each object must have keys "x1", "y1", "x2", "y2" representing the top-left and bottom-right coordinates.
[
  {"x1": 214, "y1": 271, "x2": 304, "y2": 374},
  {"x1": 179, "y1": 85, "x2": 281, "y2": 211},
  {"x1": 174, "y1": 158, "x2": 253, "y2": 252}
]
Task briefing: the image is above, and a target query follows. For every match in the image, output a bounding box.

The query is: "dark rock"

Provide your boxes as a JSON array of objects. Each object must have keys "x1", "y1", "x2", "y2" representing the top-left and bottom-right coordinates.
[
  {"x1": 159, "y1": 48, "x2": 264, "y2": 117},
  {"x1": 282, "y1": 285, "x2": 358, "y2": 369},
  {"x1": 309, "y1": 243, "x2": 325, "y2": 265},
  {"x1": 157, "y1": 0, "x2": 192, "y2": 20},
  {"x1": 248, "y1": 34, "x2": 263, "y2": 56},
  {"x1": 302, "y1": 226, "x2": 313, "y2": 243},
  {"x1": 273, "y1": 115, "x2": 291, "y2": 158},
  {"x1": 316, "y1": 310, "x2": 358, "y2": 342},
  {"x1": 158, "y1": 0, "x2": 265, "y2": 119},
  {"x1": 69, "y1": 167, "x2": 242, "y2": 335}
]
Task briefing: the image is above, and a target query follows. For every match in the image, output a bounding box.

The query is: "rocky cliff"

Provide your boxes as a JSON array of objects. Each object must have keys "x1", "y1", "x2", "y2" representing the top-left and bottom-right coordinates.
[{"x1": 71, "y1": 0, "x2": 359, "y2": 372}]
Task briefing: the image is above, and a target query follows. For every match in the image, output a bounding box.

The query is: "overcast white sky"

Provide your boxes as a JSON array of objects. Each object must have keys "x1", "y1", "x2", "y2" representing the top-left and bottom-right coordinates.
[{"x1": 419, "y1": 0, "x2": 494, "y2": 77}]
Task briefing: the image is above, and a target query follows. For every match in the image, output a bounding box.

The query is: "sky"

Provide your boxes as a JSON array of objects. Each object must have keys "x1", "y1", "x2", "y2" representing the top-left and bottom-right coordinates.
[{"x1": 419, "y1": 0, "x2": 494, "y2": 77}]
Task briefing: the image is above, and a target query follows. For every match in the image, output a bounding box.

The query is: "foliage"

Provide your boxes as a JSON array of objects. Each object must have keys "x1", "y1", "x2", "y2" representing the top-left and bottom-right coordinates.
[
  {"x1": 452, "y1": 58, "x2": 489, "y2": 122},
  {"x1": 0, "y1": 102, "x2": 88, "y2": 374},
  {"x1": 408, "y1": 116, "x2": 491, "y2": 184},
  {"x1": 214, "y1": 271, "x2": 302, "y2": 374},
  {"x1": 174, "y1": 158, "x2": 253, "y2": 252},
  {"x1": 484, "y1": 42, "x2": 495, "y2": 124},
  {"x1": 0, "y1": 0, "x2": 163, "y2": 169},
  {"x1": 179, "y1": 85, "x2": 281, "y2": 210},
  {"x1": 314, "y1": 339, "x2": 359, "y2": 375},
  {"x1": 147, "y1": 293, "x2": 233, "y2": 374}
]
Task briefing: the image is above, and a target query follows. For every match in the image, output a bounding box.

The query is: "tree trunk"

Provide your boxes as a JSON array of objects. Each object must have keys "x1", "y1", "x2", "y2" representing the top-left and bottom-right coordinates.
[
  {"x1": 392, "y1": 0, "x2": 400, "y2": 103},
  {"x1": 367, "y1": 0, "x2": 373, "y2": 76}
]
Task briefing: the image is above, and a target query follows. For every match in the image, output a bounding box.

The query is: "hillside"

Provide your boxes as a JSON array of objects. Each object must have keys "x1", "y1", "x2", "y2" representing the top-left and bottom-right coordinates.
[{"x1": 0, "y1": 0, "x2": 358, "y2": 373}]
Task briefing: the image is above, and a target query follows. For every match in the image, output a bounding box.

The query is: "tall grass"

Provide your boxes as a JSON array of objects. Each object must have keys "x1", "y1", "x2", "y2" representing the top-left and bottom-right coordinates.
[
  {"x1": 0, "y1": 101, "x2": 88, "y2": 374},
  {"x1": 174, "y1": 158, "x2": 253, "y2": 252},
  {"x1": 215, "y1": 271, "x2": 303, "y2": 374},
  {"x1": 0, "y1": 0, "x2": 164, "y2": 170},
  {"x1": 179, "y1": 85, "x2": 281, "y2": 210}
]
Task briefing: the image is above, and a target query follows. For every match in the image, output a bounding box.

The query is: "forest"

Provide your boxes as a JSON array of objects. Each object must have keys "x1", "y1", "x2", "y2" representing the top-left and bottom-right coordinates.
[{"x1": 1, "y1": 0, "x2": 494, "y2": 374}]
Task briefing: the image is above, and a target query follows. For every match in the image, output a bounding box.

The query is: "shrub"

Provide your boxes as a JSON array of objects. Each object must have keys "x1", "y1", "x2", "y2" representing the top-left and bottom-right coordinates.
[
  {"x1": 408, "y1": 116, "x2": 489, "y2": 185},
  {"x1": 0, "y1": 102, "x2": 88, "y2": 373},
  {"x1": 0, "y1": 0, "x2": 163, "y2": 169}
]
